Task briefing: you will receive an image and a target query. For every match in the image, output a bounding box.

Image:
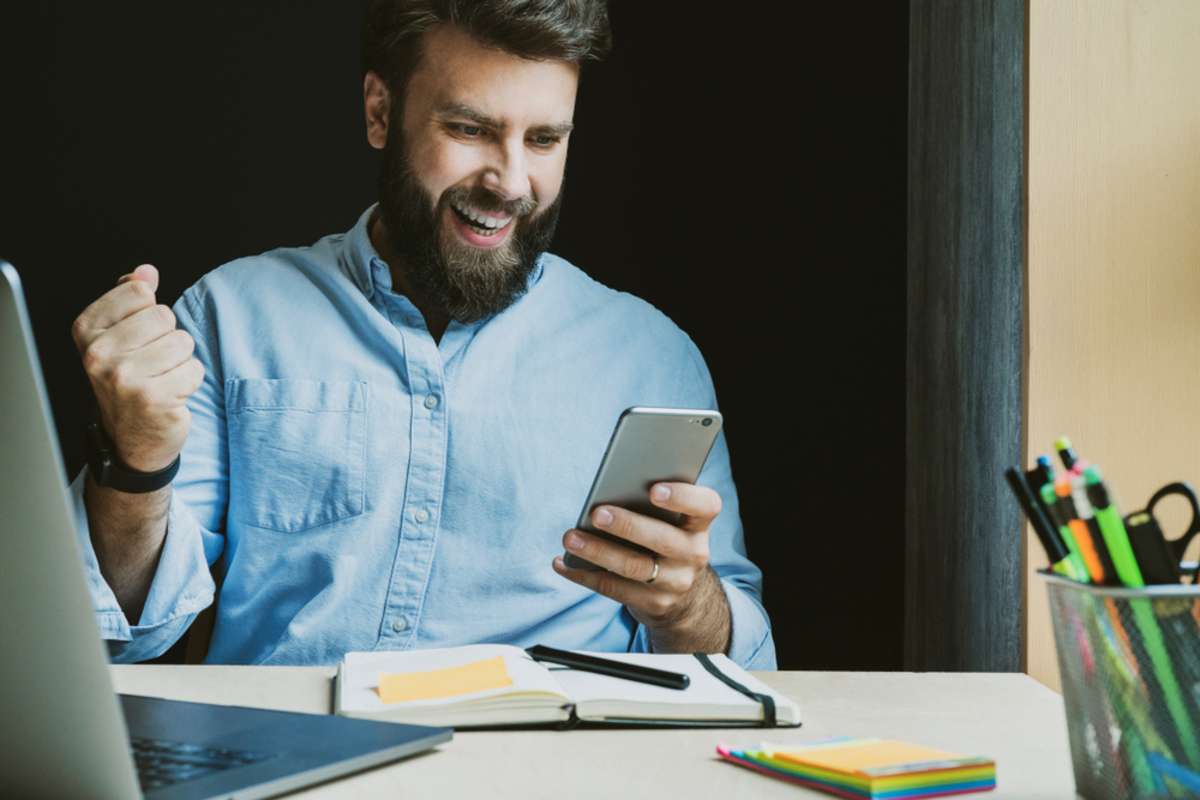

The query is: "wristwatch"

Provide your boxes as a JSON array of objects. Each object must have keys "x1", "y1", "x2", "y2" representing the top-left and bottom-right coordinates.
[{"x1": 84, "y1": 420, "x2": 180, "y2": 493}]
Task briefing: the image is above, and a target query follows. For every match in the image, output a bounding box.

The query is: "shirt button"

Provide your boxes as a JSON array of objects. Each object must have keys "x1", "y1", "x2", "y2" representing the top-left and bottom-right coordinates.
[
  {"x1": 415, "y1": 509, "x2": 430, "y2": 523},
  {"x1": 392, "y1": 617, "x2": 409, "y2": 633},
  {"x1": 424, "y1": 394, "x2": 439, "y2": 410}
]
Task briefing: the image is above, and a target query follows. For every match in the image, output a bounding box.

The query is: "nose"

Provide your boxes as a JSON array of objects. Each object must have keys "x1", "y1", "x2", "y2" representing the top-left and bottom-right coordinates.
[{"x1": 481, "y1": 139, "x2": 531, "y2": 205}]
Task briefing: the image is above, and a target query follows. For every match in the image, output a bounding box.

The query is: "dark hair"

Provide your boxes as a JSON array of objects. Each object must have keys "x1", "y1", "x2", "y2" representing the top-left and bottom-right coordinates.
[{"x1": 363, "y1": 0, "x2": 612, "y2": 104}]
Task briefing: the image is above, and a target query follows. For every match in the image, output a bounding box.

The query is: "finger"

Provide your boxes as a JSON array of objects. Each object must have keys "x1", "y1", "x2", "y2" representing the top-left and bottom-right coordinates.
[
  {"x1": 116, "y1": 263, "x2": 159, "y2": 293},
  {"x1": 125, "y1": 329, "x2": 195, "y2": 378},
  {"x1": 589, "y1": 504, "x2": 694, "y2": 559},
  {"x1": 563, "y1": 529, "x2": 665, "y2": 583},
  {"x1": 150, "y1": 357, "x2": 205, "y2": 400},
  {"x1": 552, "y1": 555, "x2": 659, "y2": 609},
  {"x1": 94, "y1": 304, "x2": 178, "y2": 354},
  {"x1": 73, "y1": 280, "x2": 159, "y2": 351},
  {"x1": 648, "y1": 482, "x2": 723, "y2": 532}
]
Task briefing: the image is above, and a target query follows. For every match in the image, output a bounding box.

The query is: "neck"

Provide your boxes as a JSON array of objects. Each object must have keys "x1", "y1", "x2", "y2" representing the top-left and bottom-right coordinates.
[{"x1": 368, "y1": 211, "x2": 450, "y2": 342}]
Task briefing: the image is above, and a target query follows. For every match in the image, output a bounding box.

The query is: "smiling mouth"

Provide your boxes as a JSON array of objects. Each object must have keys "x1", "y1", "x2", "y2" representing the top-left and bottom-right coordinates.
[
  {"x1": 450, "y1": 203, "x2": 512, "y2": 237},
  {"x1": 447, "y1": 203, "x2": 515, "y2": 248}
]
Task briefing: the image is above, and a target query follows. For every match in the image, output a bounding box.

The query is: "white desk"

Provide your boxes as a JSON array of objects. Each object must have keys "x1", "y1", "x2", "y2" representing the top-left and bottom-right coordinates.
[{"x1": 112, "y1": 667, "x2": 1078, "y2": 799}]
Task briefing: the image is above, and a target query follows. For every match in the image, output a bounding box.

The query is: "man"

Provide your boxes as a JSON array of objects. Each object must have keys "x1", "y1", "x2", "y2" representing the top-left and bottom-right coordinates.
[{"x1": 69, "y1": 0, "x2": 776, "y2": 669}]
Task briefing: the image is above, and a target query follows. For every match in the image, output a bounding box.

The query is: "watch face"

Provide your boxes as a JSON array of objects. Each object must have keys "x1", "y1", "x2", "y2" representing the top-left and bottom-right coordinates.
[
  {"x1": 84, "y1": 418, "x2": 180, "y2": 491},
  {"x1": 88, "y1": 454, "x2": 111, "y2": 487},
  {"x1": 84, "y1": 421, "x2": 112, "y2": 485}
]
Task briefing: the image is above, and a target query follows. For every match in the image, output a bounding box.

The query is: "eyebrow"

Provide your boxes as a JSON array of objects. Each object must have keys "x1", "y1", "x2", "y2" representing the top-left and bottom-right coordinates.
[{"x1": 434, "y1": 101, "x2": 575, "y2": 138}]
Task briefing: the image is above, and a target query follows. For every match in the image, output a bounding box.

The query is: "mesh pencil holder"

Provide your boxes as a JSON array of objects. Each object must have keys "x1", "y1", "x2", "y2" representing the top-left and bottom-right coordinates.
[{"x1": 1043, "y1": 573, "x2": 1200, "y2": 799}]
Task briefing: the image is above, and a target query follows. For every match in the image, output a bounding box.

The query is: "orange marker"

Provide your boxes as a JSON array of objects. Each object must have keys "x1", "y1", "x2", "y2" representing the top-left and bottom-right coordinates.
[{"x1": 1055, "y1": 477, "x2": 1106, "y2": 583}]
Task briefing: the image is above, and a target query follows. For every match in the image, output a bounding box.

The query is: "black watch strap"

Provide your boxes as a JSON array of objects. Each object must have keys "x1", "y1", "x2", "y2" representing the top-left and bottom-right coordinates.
[{"x1": 84, "y1": 420, "x2": 180, "y2": 493}]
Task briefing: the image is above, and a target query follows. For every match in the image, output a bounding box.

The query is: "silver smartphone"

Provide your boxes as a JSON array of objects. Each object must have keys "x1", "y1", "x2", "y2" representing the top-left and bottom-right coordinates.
[{"x1": 563, "y1": 406, "x2": 724, "y2": 571}]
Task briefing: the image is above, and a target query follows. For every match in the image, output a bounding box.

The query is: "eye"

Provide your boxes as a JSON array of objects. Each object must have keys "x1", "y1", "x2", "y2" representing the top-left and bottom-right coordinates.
[
  {"x1": 448, "y1": 123, "x2": 485, "y2": 138},
  {"x1": 530, "y1": 135, "x2": 560, "y2": 149}
]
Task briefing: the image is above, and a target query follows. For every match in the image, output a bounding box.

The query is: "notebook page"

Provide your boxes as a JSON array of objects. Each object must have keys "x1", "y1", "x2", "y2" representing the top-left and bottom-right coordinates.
[
  {"x1": 339, "y1": 644, "x2": 568, "y2": 715},
  {"x1": 557, "y1": 652, "x2": 799, "y2": 723}
]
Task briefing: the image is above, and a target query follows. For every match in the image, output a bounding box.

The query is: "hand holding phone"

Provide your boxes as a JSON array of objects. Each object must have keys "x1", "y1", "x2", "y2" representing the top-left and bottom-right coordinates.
[
  {"x1": 553, "y1": 406, "x2": 733, "y2": 653},
  {"x1": 562, "y1": 406, "x2": 723, "y2": 571}
]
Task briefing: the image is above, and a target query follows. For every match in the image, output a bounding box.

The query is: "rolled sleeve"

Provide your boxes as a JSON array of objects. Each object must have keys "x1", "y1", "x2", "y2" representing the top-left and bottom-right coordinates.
[
  {"x1": 627, "y1": 576, "x2": 777, "y2": 670},
  {"x1": 68, "y1": 466, "x2": 219, "y2": 663},
  {"x1": 722, "y1": 577, "x2": 776, "y2": 670},
  {"x1": 68, "y1": 284, "x2": 230, "y2": 662}
]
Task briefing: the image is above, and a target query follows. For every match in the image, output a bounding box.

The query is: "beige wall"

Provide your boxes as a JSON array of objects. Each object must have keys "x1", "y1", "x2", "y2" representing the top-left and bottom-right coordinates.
[{"x1": 1027, "y1": 0, "x2": 1200, "y2": 689}]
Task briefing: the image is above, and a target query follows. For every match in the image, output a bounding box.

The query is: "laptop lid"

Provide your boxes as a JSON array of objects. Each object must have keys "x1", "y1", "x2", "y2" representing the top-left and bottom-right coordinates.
[{"x1": 0, "y1": 260, "x2": 143, "y2": 797}]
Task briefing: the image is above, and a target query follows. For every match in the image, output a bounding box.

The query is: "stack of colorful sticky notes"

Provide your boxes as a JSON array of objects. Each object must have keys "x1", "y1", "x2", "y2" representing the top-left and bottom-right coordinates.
[{"x1": 717, "y1": 738, "x2": 996, "y2": 798}]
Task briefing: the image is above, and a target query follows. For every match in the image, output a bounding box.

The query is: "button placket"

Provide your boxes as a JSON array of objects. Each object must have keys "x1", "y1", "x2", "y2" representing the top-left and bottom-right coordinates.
[{"x1": 379, "y1": 313, "x2": 448, "y2": 648}]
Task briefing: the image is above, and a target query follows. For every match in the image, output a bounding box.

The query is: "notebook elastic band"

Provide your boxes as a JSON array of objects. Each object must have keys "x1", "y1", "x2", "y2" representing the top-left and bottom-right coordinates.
[{"x1": 693, "y1": 653, "x2": 777, "y2": 727}]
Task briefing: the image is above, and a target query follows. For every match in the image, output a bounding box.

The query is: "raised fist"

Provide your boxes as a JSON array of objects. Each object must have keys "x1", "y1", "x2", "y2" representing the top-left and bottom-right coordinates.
[{"x1": 71, "y1": 264, "x2": 204, "y2": 473}]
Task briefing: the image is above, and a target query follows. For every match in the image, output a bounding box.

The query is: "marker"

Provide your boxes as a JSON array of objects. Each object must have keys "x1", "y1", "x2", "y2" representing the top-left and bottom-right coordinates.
[
  {"x1": 1054, "y1": 436, "x2": 1080, "y2": 471},
  {"x1": 1081, "y1": 471, "x2": 1200, "y2": 768},
  {"x1": 1005, "y1": 468, "x2": 1072, "y2": 574},
  {"x1": 1084, "y1": 466, "x2": 1145, "y2": 588},
  {"x1": 1040, "y1": 483, "x2": 1090, "y2": 582},
  {"x1": 1055, "y1": 478, "x2": 1106, "y2": 583},
  {"x1": 1024, "y1": 456, "x2": 1061, "y2": 535},
  {"x1": 1025, "y1": 455, "x2": 1056, "y2": 498},
  {"x1": 1070, "y1": 472, "x2": 1120, "y2": 584},
  {"x1": 1123, "y1": 578, "x2": 1200, "y2": 769},
  {"x1": 1123, "y1": 512, "x2": 1182, "y2": 585},
  {"x1": 525, "y1": 645, "x2": 690, "y2": 690}
]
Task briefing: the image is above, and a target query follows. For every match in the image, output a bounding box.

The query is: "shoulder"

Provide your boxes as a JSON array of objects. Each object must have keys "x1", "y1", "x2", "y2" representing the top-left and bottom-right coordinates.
[
  {"x1": 532, "y1": 250, "x2": 710, "y2": 391},
  {"x1": 537, "y1": 252, "x2": 698, "y2": 349},
  {"x1": 176, "y1": 232, "x2": 346, "y2": 318}
]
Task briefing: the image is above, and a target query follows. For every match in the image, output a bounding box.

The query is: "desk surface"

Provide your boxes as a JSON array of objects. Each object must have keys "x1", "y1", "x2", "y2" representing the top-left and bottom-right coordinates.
[{"x1": 111, "y1": 667, "x2": 1077, "y2": 799}]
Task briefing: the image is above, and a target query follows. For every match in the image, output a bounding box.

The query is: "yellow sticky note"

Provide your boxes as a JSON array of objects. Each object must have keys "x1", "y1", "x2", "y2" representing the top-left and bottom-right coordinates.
[
  {"x1": 377, "y1": 656, "x2": 513, "y2": 704},
  {"x1": 775, "y1": 740, "x2": 968, "y2": 774}
]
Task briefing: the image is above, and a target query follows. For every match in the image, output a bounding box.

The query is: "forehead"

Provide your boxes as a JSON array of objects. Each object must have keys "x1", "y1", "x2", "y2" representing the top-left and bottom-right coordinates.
[{"x1": 403, "y1": 23, "x2": 579, "y2": 126}]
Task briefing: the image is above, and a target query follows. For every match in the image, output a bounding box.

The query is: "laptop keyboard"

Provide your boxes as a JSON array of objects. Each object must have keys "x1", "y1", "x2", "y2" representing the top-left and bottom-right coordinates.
[{"x1": 131, "y1": 736, "x2": 273, "y2": 792}]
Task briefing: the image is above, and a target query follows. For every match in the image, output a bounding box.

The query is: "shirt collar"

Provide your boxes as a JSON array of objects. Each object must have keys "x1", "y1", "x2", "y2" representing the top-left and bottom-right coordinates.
[{"x1": 341, "y1": 202, "x2": 547, "y2": 304}]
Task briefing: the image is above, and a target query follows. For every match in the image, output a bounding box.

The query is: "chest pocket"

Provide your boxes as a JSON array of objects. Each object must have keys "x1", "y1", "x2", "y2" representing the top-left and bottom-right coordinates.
[{"x1": 226, "y1": 378, "x2": 368, "y2": 532}]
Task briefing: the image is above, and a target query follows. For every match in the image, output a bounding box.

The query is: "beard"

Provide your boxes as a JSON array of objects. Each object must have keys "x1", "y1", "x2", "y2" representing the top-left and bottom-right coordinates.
[{"x1": 375, "y1": 127, "x2": 563, "y2": 324}]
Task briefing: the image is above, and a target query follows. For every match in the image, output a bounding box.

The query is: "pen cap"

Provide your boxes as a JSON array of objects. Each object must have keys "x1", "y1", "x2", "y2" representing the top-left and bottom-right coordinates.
[
  {"x1": 1027, "y1": 457, "x2": 1055, "y2": 495},
  {"x1": 1041, "y1": 483, "x2": 1064, "y2": 525},
  {"x1": 1070, "y1": 473, "x2": 1095, "y2": 518},
  {"x1": 1084, "y1": 466, "x2": 1113, "y2": 511},
  {"x1": 1055, "y1": 436, "x2": 1078, "y2": 471}
]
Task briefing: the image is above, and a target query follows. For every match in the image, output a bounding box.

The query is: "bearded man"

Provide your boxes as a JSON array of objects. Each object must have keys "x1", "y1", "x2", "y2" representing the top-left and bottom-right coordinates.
[{"x1": 69, "y1": 0, "x2": 776, "y2": 669}]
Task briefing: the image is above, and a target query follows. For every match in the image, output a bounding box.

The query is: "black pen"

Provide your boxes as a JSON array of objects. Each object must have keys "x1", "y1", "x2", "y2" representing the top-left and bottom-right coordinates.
[{"x1": 525, "y1": 644, "x2": 691, "y2": 690}]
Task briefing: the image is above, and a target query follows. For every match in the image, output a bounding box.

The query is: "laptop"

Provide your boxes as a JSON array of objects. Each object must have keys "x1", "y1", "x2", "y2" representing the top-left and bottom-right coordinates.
[{"x1": 0, "y1": 261, "x2": 452, "y2": 798}]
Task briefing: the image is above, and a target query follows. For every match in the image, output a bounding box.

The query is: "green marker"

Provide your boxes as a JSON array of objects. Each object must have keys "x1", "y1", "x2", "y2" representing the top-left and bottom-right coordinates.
[
  {"x1": 1079, "y1": 472, "x2": 1200, "y2": 767},
  {"x1": 1084, "y1": 466, "x2": 1145, "y2": 588},
  {"x1": 1040, "y1": 483, "x2": 1091, "y2": 583}
]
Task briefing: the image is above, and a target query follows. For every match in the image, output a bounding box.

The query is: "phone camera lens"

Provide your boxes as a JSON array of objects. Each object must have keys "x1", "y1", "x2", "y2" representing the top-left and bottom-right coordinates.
[{"x1": 702, "y1": 418, "x2": 713, "y2": 427}]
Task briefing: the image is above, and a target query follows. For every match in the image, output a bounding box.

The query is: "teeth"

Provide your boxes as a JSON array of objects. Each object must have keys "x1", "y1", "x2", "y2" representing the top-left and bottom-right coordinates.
[{"x1": 452, "y1": 201, "x2": 511, "y2": 229}]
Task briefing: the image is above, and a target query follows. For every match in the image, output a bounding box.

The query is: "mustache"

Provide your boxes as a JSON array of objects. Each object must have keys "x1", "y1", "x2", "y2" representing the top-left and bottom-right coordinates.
[{"x1": 442, "y1": 185, "x2": 537, "y2": 219}]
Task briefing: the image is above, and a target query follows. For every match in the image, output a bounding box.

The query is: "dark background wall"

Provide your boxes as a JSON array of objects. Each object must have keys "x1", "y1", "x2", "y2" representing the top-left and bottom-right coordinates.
[{"x1": 0, "y1": 3, "x2": 908, "y2": 669}]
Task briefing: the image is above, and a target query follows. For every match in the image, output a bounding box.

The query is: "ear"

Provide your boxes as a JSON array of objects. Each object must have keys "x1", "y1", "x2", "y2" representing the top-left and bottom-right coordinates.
[{"x1": 363, "y1": 71, "x2": 392, "y2": 150}]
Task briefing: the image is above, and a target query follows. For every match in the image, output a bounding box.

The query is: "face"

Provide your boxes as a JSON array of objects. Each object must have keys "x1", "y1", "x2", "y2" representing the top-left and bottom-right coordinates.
[{"x1": 365, "y1": 24, "x2": 579, "y2": 322}]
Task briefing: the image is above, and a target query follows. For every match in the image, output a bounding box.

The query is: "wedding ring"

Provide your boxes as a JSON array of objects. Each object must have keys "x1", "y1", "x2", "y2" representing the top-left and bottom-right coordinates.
[{"x1": 646, "y1": 558, "x2": 660, "y2": 584}]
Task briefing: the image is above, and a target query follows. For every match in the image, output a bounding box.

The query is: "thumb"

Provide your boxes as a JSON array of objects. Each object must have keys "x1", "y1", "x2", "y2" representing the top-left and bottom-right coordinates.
[{"x1": 116, "y1": 263, "x2": 160, "y2": 294}]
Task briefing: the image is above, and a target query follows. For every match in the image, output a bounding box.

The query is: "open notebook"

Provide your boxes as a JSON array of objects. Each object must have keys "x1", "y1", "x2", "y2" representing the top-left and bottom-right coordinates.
[{"x1": 335, "y1": 644, "x2": 800, "y2": 729}]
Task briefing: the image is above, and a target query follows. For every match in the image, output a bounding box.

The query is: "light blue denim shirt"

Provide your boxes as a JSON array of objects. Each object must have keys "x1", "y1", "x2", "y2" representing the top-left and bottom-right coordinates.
[{"x1": 68, "y1": 205, "x2": 776, "y2": 669}]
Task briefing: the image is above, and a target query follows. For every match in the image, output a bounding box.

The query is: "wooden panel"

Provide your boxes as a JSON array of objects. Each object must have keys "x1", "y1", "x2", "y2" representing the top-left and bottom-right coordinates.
[
  {"x1": 1027, "y1": 1, "x2": 1200, "y2": 689},
  {"x1": 907, "y1": 0, "x2": 1026, "y2": 670}
]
